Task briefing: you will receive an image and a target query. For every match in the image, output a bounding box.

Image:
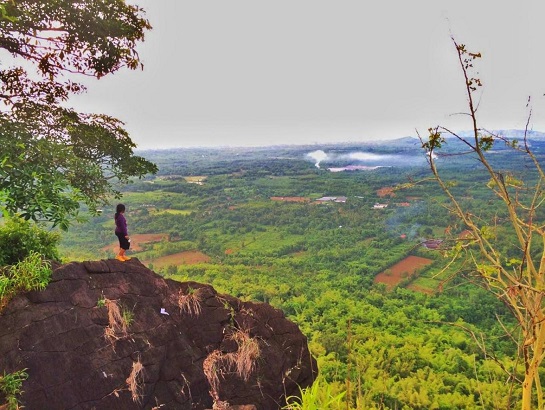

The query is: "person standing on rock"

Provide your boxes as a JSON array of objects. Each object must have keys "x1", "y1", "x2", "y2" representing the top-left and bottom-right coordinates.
[{"x1": 114, "y1": 203, "x2": 131, "y2": 261}]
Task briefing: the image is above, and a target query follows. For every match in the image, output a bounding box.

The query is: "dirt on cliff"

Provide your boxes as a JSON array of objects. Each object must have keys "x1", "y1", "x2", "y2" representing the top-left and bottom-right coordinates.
[{"x1": 0, "y1": 259, "x2": 317, "y2": 409}]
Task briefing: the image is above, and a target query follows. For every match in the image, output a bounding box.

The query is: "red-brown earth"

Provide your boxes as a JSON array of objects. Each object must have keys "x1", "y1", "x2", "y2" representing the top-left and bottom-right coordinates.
[{"x1": 374, "y1": 255, "x2": 434, "y2": 290}]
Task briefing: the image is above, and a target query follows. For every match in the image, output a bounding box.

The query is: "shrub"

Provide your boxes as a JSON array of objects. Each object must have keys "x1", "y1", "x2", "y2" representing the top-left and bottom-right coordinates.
[
  {"x1": 0, "y1": 368, "x2": 28, "y2": 410},
  {"x1": 283, "y1": 376, "x2": 345, "y2": 410},
  {"x1": 0, "y1": 252, "x2": 52, "y2": 309},
  {"x1": 0, "y1": 218, "x2": 60, "y2": 266}
]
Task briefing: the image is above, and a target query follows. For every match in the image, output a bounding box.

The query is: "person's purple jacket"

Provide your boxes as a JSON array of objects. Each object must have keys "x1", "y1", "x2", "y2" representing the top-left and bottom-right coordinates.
[{"x1": 115, "y1": 213, "x2": 128, "y2": 236}]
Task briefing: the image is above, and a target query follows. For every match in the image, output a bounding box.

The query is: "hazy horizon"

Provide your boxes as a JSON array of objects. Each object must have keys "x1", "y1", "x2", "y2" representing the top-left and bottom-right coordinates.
[
  {"x1": 134, "y1": 132, "x2": 416, "y2": 151},
  {"x1": 60, "y1": 0, "x2": 545, "y2": 150}
]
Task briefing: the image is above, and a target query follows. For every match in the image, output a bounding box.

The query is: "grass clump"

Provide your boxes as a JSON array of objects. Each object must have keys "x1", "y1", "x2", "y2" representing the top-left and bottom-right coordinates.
[
  {"x1": 203, "y1": 350, "x2": 226, "y2": 399},
  {"x1": 283, "y1": 376, "x2": 345, "y2": 410},
  {"x1": 203, "y1": 328, "x2": 261, "y2": 405},
  {"x1": 96, "y1": 292, "x2": 106, "y2": 308},
  {"x1": 178, "y1": 286, "x2": 203, "y2": 316},
  {"x1": 0, "y1": 251, "x2": 52, "y2": 310},
  {"x1": 229, "y1": 329, "x2": 261, "y2": 381},
  {"x1": 126, "y1": 359, "x2": 144, "y2": 403},
  {"x1": 121, "y1": 307, "x2": 134, "y2": 327},
  {"x1": 0, "y1": 369, "x2": 28, "y2": 410},
  {"x1": 104, "y1": 299, "x2": 133, "y2": 341}
]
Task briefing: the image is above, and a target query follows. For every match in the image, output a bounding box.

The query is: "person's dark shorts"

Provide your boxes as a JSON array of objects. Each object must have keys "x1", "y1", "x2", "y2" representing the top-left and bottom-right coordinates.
[{"x1": 116, "y1": 233, "x2": 130, "y2": 250}]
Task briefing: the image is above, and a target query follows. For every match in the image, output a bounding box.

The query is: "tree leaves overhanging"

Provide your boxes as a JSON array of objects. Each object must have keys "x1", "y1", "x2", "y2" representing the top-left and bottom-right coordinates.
[{"x1": 0, "y1": 0, "x2": 157, "y2": 228}]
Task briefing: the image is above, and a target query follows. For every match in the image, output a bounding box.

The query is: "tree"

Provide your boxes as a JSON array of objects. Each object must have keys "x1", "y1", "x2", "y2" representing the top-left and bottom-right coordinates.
[
  {"x1": 0, "y1": 0, "x2": 157, "y2": 228},
  {"x1": 421, "y1": 38, "x2": 545, "y2": 409}
]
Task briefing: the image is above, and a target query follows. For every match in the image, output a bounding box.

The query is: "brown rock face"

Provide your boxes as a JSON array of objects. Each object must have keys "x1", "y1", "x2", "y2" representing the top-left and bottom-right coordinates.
[{"x1": 0, "y1": 259, "x2": 317, "y2": 409}]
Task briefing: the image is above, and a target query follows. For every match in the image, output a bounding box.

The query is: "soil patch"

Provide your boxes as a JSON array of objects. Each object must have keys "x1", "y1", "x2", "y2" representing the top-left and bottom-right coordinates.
[
  {"x1": 377, "y1": 187, "x2": 395, "y2": 198},
  {"x1": 374, "y1": 255, "x2": 434, "y2": 290},
  {"x1": 144, "y1": 250, "x2": 211, "y2": 268},
  {"x1": 270, "y1": 197, "x2": 310, "y2": 203}
]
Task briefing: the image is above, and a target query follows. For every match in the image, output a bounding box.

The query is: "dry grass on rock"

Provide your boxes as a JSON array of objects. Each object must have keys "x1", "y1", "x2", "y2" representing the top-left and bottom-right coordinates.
[
  {"x1": 178, "y1": 287, "x2": 204, "y2": 316},
  {"x1": 126, "y1": 359, "x2": 144, "y2": 403},
  {"x1": 104, "y1": 299, "x2": 129, "y2": 341},
  {"x1": 203, "y1": 328, "x2": 262, "y2": 405}
]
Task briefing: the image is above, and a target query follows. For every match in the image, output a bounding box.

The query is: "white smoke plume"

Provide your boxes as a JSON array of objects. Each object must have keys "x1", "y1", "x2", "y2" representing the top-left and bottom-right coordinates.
[
  {"x1": 306, "y1": 150, "x2": 329, "y2": 168},
  {"x1": 305, "y1": 149, "x2": 430, "y2": 169}
]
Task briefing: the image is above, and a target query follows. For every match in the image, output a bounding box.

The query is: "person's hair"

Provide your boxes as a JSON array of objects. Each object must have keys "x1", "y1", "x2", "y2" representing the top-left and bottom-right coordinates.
[{"x1": 115, "y1": 203, "x2": 126, "y2": 220}]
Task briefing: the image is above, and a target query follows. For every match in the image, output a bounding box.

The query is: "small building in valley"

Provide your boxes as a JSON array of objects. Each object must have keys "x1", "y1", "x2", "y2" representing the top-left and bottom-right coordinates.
[
  {"x1": 316, "y1": 196, "x2": 347, "y2": 203},
  {"x1": 373, "y1": 203, "x2": 389, "y2": 209},
  {"x1": 422, "y1": 239, "x2": 443, "y2": 250}
]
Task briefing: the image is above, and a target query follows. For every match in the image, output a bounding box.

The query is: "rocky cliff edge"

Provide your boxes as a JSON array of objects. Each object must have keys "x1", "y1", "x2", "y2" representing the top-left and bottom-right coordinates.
[{"x1": 0, "y1": 259, "x2": 317, "y2": 409}]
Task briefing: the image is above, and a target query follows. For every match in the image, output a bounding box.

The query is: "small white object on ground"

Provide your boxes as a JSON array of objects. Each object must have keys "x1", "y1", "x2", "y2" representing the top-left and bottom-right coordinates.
[{"x1": 160, "y1": 308, "x2": 169, "y2": 315}]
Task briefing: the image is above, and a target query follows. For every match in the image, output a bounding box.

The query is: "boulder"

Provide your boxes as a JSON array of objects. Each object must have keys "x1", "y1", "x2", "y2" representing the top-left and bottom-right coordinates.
[{"x1": 0, "y1": 259, "x2": 317, "y2": 409}]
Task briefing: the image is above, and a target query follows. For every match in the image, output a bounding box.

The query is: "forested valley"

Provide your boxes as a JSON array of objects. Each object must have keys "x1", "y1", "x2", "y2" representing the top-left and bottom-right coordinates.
[
  {"x1": 58, "y1": 135, "x2": 545, "y2": 409},
  {"x1": 3, "y1": 1, "x2": 545, "y2": 408}
]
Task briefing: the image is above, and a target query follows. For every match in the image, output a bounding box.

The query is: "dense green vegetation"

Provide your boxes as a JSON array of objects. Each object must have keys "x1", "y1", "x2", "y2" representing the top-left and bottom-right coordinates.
[
  {"x1": 0, "y1": 2, "x2": 542, "y2": 407},
  {"x1": 0, "y1": 252, "x2": 52, "y2": 311},
  {"x1": 0, "y1": 0, "x2": 156, "y2": 228},
  {"x1": 0, "y1": 368, "x2": 28, "y2": 410},
  {"x1": 56, "y1": 139, "x2": 542, "y2": 408},
  {"x1": 0, "y1": 218, "x2": 60, "y2": 265}
]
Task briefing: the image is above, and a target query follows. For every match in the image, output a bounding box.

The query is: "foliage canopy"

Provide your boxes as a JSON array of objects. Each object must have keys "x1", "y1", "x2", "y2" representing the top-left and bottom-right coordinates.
[
  {"x1": 0, "y1": 217, "x2": 59, "y2": 265},
  {"x1": 0, "y1": 0, "x2": 157, "y2": 228}
]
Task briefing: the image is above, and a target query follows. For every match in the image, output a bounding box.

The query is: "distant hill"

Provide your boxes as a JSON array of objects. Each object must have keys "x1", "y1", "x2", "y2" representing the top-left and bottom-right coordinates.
[
  {"x1": 455, "y1": 129, "x2": 545, "y2": 140},
  {"x1": 137, "y1": 129, "x2": 545, "y2": 175}
]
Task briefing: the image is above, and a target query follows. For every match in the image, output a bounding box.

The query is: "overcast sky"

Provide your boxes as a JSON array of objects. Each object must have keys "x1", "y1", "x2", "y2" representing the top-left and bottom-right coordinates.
[{"x1": 67, "y1": 0, "x2": 545, "y2": 149}]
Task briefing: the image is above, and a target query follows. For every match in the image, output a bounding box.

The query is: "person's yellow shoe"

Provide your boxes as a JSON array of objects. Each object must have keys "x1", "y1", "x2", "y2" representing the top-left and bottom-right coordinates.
[
  {"x1": 122, "y1": 256, "x2": 132, "y2": 261},
  {"x1": 115, "y1": 255, "x2": 126, "y2": 262}
]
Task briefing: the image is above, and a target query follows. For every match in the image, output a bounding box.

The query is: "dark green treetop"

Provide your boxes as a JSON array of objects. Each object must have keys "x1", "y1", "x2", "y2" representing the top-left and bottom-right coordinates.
[{"x1": 0, "y1": 0, "x2": 157, "y2": 229}]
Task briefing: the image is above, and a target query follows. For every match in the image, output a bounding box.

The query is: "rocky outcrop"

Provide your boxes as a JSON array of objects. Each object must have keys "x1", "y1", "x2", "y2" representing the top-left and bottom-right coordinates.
[{"x1": 0, "y1": 259, "x2": 317, "y2": 409}]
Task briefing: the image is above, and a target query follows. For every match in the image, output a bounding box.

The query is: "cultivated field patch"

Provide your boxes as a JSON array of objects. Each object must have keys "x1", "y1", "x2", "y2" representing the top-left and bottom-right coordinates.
[
  {"x1": 374, "y1": 255, "x2": 434, "y2": 290},
  {"x1": 377, "y1": 187, "x2": 395, "y2": 198},
  {"x1": 270, "y1": 196, "x2": 310, "y2": 203},
  {"x1": 407, "y1": 282, "x2": 436, "y2": 294},
  {"x1": 150, "y1": 209, "x2": 192, "y2": 215}
]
